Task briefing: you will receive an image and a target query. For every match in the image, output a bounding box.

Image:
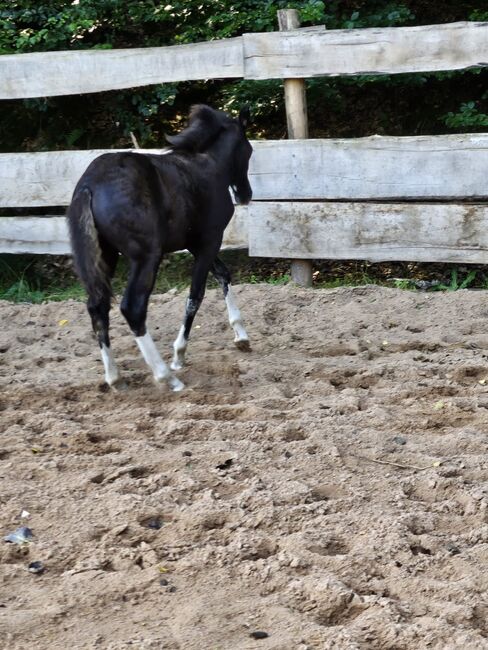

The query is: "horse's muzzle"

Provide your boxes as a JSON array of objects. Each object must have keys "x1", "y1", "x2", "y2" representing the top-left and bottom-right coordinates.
[{"x1": 233, "y1": 184, "x2": 253, "y2": 206}]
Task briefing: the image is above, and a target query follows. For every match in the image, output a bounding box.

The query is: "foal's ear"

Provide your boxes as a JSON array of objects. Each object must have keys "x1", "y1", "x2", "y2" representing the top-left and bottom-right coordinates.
[
  {"x1": 238, "y1": 106, "x2": 251, "y2": 130},
  {"x1": 165, "y1": 105, "x2": 223, "y2": 153}
]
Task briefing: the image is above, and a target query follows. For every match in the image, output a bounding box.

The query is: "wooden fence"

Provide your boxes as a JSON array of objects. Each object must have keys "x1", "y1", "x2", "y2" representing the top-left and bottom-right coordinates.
[
  {"x1": 2, "y1": 22, "x2": 487, "y2": 99},
  {"x1": 1, "y1": 18, "x2": 488, "y2": 273}
]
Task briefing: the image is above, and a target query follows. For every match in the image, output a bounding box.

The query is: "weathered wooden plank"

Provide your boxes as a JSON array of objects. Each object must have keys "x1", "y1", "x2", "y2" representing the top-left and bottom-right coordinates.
[
  {"x1": 249, "y1": 136, "x2": 488, "y2": 201},
  {"x1": 0, "y1": 207, "x2": 249, "y2": 255},
  {"x1": 0, "y1": 37, "x2": 243, "y2": 99},
  {"x1": 244, "y1": 21, "x2": 488, "y2": 79},
  {"x1": 2, "y1": 135, "x2": 488, "y2": 208},
  {"x1": 0, "y1": 217, "x2": 70, "y2": 254},
  {"x1": 248, "y1": 202, "x2": 488, "y2": 263},
  {"x1": 0, "y1": 149, "x2": 165, "y2": 208},
  {"x1": 223, "y1": 206, "x2": 249, "y2": 250}
]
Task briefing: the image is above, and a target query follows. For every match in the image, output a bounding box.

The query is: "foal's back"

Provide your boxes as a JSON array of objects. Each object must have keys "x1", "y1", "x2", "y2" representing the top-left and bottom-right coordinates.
[{"x1": 78, "y1": 151, "x2": 203, "y2": 257}]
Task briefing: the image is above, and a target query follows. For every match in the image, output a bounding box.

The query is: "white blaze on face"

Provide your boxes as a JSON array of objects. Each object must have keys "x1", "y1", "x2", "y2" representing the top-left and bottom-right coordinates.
[
  {"x1": 101, "y1": 344, "x2": 120, "y2": 386},
  {"x1": 225, "y1": 286, "x2": 249, "y2": 343},
  {"x1": 136, "y1": 332, "x2": 184, "y2": 391},
  {"x1": 171, "y1": 325, "x2": 187, "y2": 370}
]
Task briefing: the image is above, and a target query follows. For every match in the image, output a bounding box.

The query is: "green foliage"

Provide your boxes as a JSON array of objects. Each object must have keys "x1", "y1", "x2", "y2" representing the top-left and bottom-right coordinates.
[
  {"x1": 333, "y1": 3, "x2": 414, "y2": 29},
  {"x1": 0, "y1": 257, "x2": 44, "y2": 302},
  {"x1": 470, "y1": 10, "x2": 488, "y2": 20},
  {"x1": 442, "y1": 99, "x2": 488, "y2": 129},
  {"x1": 433, "y1": 269, "x2": 477, "y2": 292},
  {"x1": 65, "y1": 127, "x2": 85, "y2": 148},
  {"x1": 393, "y1": 279, "x2": 415, "y2": 290},
  {"x1": 1, "y1": 277, "x2": 45, "y2": 303},
  {"x1": 220, "y1": 79, "x2": 284, "y2": 132},
  {"x1": 248, "y1": 272, "x2": 291, "y2": 285},
  {"x1": 0, "y1": 1, "x2": 487, "y2": 151},
  {"x1": 0, "y1": 1, "x2": 327, "y2": 54}
]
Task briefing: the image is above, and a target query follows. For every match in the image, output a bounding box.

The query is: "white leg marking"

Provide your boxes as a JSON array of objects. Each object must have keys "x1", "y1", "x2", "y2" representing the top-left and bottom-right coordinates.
[
  {"x1": 136, "y1": 332, "x2": 184, "y2": 391},
  {"x1": 101, "y1": 344, "x2": 121, "y2": 386},
  {"x1": 225, "y1": 286, "x2": 249, "y2": 346},
  {"x1": 171, "y1": 325, "x2": 187, "y2": 370}
]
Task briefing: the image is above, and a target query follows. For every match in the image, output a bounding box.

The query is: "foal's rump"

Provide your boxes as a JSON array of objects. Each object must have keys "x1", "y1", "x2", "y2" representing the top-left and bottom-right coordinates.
[
  {"x1": 68, "y1": 152, "x2": 172, "y2": 264},
  {"x1": 71, "y1": 151, "x2": 197, "y2": 260}
]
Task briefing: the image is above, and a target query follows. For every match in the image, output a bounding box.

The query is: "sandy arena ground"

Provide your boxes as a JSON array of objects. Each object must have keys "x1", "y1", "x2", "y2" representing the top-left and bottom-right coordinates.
[{"x1": 1, "y1": 284, "x2": 488, "y2": 649}]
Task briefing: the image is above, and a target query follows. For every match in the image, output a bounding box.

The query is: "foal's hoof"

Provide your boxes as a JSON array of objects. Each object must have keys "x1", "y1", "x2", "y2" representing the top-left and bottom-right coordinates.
[
  {"x1": 170, "y1": 360, "x2": 184, "y2": 371},
  {"x1": 155, "y1": 374, "x2": 185, "y2": 392},
  {"x1": 235, "y1": 338, "x2": 251, "y2": 352},
  {"x1": 169, "y1": 376, "x2": 185, "y2": 392},
  {"x1": 111, "y1": 378, "x2": 128, "y2": 392}
]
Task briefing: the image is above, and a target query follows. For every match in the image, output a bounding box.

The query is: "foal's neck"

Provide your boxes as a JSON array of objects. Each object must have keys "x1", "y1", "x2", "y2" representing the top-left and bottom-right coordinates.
[{"x1": 205, "y1": 133, "x2": 235, "y2": 178}]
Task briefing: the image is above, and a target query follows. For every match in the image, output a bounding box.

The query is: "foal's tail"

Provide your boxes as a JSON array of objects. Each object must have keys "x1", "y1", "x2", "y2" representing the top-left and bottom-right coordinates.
[{"x1": 67, "y1": 187, "x2": 112, "y2": 302}]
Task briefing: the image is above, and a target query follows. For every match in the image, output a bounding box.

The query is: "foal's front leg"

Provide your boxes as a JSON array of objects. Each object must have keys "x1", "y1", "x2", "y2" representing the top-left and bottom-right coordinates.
[
  {"x1": 171, "y1": 254, "x2": 212, "y2": 370},
  {"x1": 211, "y1": 257, "x2": 250, "y2": 351}
]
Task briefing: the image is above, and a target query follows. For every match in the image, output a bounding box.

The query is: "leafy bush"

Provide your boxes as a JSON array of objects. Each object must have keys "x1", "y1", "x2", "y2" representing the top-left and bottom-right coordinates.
[
  {"x1": 443, "y1": 99, "x2": 488, "y2": 129},
  {"x1": 0, "y1": 1, "x2": 327, "y2": 53},
  {"x1": 0, "y1": 1, "x2": 487, "y2": 151}
]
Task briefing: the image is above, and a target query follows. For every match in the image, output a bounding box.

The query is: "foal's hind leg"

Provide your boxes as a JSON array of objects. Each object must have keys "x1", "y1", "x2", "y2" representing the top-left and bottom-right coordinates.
[
  {"x1": 171, "y1": 251, "x2": 214, "y2": 370},
  {"x1": 87, "y1": 246, "x2": 123, "y2": 387},
  {"x1": 211, "y1": 257, "x2": 250, "y2": 351},
  {"x1": 121, "y1": 257, "x2": 183, "y2": 391}
]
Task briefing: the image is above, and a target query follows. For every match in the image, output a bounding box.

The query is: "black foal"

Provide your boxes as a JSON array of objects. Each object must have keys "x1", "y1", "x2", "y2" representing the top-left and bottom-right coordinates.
[{"x1": 67, "y1": 105, "x2": 253, "y2": 390}]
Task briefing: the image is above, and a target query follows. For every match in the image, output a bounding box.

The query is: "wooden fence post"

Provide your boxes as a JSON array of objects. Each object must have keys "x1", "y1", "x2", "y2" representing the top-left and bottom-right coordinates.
[{"x1": 278, "y1": 8, "x2": 314, "y2": 288}]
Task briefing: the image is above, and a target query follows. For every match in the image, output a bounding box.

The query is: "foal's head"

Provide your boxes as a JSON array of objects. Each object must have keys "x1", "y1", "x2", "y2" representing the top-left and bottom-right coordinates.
[{"x1": 166, "y1": 105, "x2": 253, "y2": 205}]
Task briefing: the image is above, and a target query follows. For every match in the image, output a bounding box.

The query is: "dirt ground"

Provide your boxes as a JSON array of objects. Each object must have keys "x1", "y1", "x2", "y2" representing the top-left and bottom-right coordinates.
[{"x1": 1, "y1": 284, "x2": 488, "y2": 650}]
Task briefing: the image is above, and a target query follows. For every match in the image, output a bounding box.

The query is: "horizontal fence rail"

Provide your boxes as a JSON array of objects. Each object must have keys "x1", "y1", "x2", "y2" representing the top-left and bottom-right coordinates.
[
  {"x1": 4, "y1": 203, "x2": 488, "y2": 264},
  {"x1": 248, "y1": 203, "x2": 488, "y2": 263},
  {"x1": 243, "y1": 21, "x2": 488, "y2": 79},
  {"x1": 1, "y1": 135, "x2": 487, "y2": 209},
  {"x1": 0, "y1": 208, "x2": 249, "y2": 255},
  {"x1": 0, "y1": 21, "x2": 487, "y2": 99},
  {"x1": 0, "y1": 38, "x2": 243, "y2": 99},
  {"x1": 249, "y1": 136, "x2": 488, "y2": 201}
]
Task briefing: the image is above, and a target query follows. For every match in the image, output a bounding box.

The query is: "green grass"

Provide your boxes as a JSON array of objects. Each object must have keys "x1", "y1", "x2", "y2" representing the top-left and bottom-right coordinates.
[
  {"x1": 316, "y1": 273, "x2": 379, "y2": 289},
  {"x1": 248, "y1": 272, "x2": 291, "y2": 286},
  {"x1": 0, "y1": 277, "x2": 86, "y2": 303},
  {"x1": 433, "y1": 268, "x2": 477, "y2": 291},
  {"x1": 0, "y1": 253, "x2": 487, "y2": 304},
  {"x1": 0, "y1": 253, "x2": 195, "y2": 304}
]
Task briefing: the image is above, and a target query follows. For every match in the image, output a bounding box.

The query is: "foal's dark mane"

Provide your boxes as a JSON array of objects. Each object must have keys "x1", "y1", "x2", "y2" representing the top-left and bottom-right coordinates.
[{"x1": 165, "y1": 104, "x2": 236, "y2": 154}]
